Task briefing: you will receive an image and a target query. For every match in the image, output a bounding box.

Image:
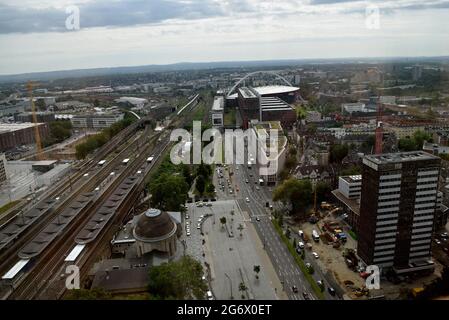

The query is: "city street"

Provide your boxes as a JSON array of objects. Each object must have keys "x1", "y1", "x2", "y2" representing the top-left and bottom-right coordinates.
[{"x1": 221, "y1": 161, "x2": 340, "y2": 300}]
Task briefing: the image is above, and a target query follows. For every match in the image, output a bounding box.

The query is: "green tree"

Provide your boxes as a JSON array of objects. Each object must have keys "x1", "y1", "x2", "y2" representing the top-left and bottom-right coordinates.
[
  {"x1": 219, "y1": 217, "x2": 227, "y2": 229},
  {"x1": 273, "y1": 178, "x2": 312, "y2": 216},
  {"x1": 253, "y1": 265, "x2": 261, "y2": 280},
  {"x1": 36, "y1": 98, "x2": 46, "y2": 111},
  {"x1": 238, "y1": 282, "x2": 247, "y2": 299},
  {"x1": 149, "y1": 173, "x2": 189, "y2": 211},
  {"x1": 196, "y1": 175, "x2": 206, "y2": 195},
  {"x1": 316, "y1": 181, "x2": 331, "y2": 203},
  {"x1": 330, "y1": 144, "x2": 349, "y2": 163},
  {"x1": 148, "y1": 255, "x2": 207, "y2": 300},
  {"x1": 205, "y1": 183, "x2": 215, "y2": 195},
  {"x1": 237, "y1": 224, "x2": 244, "y2": 238}
]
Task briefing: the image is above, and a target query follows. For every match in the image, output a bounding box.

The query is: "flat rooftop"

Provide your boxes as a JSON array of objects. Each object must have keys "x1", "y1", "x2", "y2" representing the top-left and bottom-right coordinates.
[
  {"x1": 238, "y1": 87, "x2": 257, "y2": 99},
  {"x1": 0, "y1": 122, "x2": 44, "y2": 133},
  {"x1": 340, "y1": 175, "x2": 362, "y2": 184},
  {"x1": 260, "y1": 97, "x2": 293, "y2": 112},
  {"x1": 364, "y1": 151, "x2": 440, "y2": 165},
  {"x1": 211, "y1": 96, "x2": 224, "y2": 111},
  {"x1": 253, "y1": 85, "x2": 299, "y2": 96}
]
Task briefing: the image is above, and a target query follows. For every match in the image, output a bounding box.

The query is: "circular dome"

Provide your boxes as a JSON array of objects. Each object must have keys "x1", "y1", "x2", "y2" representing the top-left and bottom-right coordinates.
[{"x1": 133, "y1": 208, "x2": 177, "y2": 242}]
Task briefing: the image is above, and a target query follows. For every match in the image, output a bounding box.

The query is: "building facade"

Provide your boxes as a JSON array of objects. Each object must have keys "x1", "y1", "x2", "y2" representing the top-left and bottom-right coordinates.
[{"x1": 357, "y1": 151, "x2": 441, "y2": 275}]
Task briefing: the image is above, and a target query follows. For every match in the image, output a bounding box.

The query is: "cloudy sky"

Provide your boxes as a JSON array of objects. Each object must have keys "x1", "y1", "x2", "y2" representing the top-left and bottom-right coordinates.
[{"x1": 0, "y1": 0, "x2": 448, "y2": 75}]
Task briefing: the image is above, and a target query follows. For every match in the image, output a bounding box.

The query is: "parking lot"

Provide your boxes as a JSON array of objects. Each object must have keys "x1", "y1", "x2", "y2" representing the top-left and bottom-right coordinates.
[{"x1": 183, "y1": 200, "x2": 278, "y2": 300}]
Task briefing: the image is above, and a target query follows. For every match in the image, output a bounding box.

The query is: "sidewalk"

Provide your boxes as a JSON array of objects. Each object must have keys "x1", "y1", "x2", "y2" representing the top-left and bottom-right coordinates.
[{"x1": 240, "y1": 208, "x2": 288, "y2": 300}]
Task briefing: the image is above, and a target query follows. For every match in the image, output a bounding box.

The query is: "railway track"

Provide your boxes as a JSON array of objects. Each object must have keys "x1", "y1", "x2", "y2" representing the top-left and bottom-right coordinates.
[
  {"x1": 0, "y1": 121, "x2": 150, "y2": 277},
  {"x1": 9, "y1": 127, "x2": 164, "y2": 299},
  {"x1": 3, "y1": 93, "x2": 202, "y2": 300}
]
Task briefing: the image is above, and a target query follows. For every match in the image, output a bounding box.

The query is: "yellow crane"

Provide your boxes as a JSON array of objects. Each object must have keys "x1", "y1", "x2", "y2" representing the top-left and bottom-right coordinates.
[{"x1": 26, "y1": 81, "x2": 43, "y2": 160}]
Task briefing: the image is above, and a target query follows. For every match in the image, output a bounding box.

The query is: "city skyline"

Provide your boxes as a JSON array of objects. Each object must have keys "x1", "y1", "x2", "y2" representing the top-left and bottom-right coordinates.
[{"x1": 0, "y1": 0, "x2": 449, "y2": 74}]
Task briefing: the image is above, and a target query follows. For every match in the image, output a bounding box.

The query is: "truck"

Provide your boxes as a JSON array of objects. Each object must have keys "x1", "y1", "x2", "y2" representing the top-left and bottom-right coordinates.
[{"x1": 312, "y1": 229, "x2": 320, "y2": 242}]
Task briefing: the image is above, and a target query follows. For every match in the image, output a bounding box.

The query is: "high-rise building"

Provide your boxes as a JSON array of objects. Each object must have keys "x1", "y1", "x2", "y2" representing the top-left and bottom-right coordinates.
[{"x1": 358, "y1": 151, "x2": 441, "y2": 275}]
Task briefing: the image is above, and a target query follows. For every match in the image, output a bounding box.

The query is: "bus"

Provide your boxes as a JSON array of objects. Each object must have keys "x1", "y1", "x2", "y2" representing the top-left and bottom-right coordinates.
[
  {"x1": 146, "y1": 156, "x2": 154, "y2": 163},
  {"x1": 98, "y1": 160, "x2": 106, "y2": 166},
  {"x1": 122, "y1": 158, "x2": 130, "y2": 165}
]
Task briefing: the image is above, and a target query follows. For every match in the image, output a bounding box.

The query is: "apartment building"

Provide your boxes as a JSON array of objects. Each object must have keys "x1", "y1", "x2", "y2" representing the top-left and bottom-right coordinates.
[{"x1": 357, "y1": 151, "x2": 441, "y2": 275}]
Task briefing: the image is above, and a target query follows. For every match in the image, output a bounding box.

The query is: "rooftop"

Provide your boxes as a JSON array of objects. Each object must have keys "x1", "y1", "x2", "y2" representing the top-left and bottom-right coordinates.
[
  {"x1": 253, "y1": 85, "x2": 299, "y2": 96},
  {"x1": 340, "y1": 175, "x2": 363, "y2": 184},
  {"x1": 211, "y1": 96, "x2": 224, "y2": 111},
  {"x1": 364, "y1": 151, "x2": 440, "y2": 165},
  {"x1": 0, "y1": 122, "x2": 45, "y2": 133}
]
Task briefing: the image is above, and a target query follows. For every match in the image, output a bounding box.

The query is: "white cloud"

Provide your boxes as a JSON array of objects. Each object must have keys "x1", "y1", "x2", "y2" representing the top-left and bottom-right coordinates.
[{"x1": 0, "y1": 0, "x2": 448, "y2": 74}]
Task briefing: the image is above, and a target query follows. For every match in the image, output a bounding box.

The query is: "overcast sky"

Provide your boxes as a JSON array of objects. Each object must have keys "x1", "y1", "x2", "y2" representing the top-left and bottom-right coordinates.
[{"x1": 0, "y1": 0, "x2": 448, "y2": 75}]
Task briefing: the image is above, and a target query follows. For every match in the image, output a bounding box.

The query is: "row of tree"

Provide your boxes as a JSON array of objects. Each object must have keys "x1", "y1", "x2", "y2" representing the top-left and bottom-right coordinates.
[
  {"x1": 398, "y1": 130, "x2": 432, "y2": 152},
  {"x1": 75, "y1": 114, "x2": 135, "y2": 159},
  {"x1": 42, "y1": 120, "x2": 73, "y2": 147},
  {"x1": 273, "y1": 178, "x2": 331, "y2": 216}
]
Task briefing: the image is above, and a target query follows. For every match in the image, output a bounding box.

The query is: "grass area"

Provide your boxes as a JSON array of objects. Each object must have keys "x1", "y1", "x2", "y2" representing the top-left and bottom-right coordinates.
[
  {"x1": 272, "y1": 219, "x2": 325, "y2": 300},
  {"x1": 0, "y1": 200, "x2": 20, "y2": 216},
  {"x1": 348, "y1": 230, "x2": 357, "y2": 240}
]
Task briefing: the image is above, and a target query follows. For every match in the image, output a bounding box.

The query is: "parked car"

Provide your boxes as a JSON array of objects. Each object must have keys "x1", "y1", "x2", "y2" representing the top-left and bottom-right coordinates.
[
  {"x1": 246, "y1": 197, "x2": 250, "y2": 203},
  {"x1": 292, "y1": 285, "x2": 298, "y2": 293},
  {"x1": 312, "y1": 252, "x2": 319, "y2": 259},
  {"x1": 302, "y1": 292, "x2": 311, "y2": 300},
  {"x1": 298, "y1": 241, "x2": 305, "y2": 249},
  {"x1": 328, "y1": 287, "x2": 336, "y2": 296}
]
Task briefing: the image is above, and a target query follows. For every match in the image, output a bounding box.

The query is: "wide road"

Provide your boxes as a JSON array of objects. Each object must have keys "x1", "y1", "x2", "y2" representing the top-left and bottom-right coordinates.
[
  {"x1": 217, "y1": 161, "x2": 340, "y2": 300},
  {"x1": 216, "y1": 163, "x2": 312, "y2": 300}
]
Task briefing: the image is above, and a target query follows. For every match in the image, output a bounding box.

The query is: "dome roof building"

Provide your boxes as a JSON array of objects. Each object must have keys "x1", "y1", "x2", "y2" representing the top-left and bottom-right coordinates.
[{"x1": 132, "y1": 208, "x2": 178, "y2": 257}]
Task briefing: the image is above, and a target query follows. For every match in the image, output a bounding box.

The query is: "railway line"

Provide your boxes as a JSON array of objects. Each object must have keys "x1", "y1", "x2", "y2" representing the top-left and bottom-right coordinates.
[
  {"x1": 8, "y1": 128, "x2": 166, "y2": 299},
  {"x1": 0, "y1": 119, "x2": 149, "y2": 278},
  {"x1": 1, "y1": 93, "x2": 201, "y2": 300}
]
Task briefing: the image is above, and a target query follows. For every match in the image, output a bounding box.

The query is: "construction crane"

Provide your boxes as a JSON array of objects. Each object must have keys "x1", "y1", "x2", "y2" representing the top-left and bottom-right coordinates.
[
  {"x1": 374, "y1": 102, "x2": 383, "y2": 154},
  {"x1": 26, "y1": 81, "x2": 43, "y2": 160}
]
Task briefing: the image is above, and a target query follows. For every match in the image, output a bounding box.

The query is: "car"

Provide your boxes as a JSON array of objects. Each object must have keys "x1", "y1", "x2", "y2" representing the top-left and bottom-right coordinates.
[
  {"x1": 296, "y1": 247, "x2": 302, "y2": 254},
  {"x1": 197, "y1": 224, "x2": 201, "y2": 229},
  {"x1": 196, "y1": 202, "x2": 204, "y2": 207},
  {"x1": 206, "y1": 203, "x2": 212, "y2": 207},
  {"x1": 185, "y1": 214, "x2": 189, "y2": 219},
  {"x1": 298, "y1": 230, "x2": 304, "y2": 238},
  {"x1": 441, "y1": 232, "x2": 449, "y2": 239},
  {"x1": 207, "y1": 291, "x2": 214, "y2": 300},
  {"x1": 302, "y1": 292, "x2": 311, "y2": 300},
  {"x1": 256, "y1": 216, "x2": 260, "y2": 222},
  {"x1": 186, "y1": 231, "x2": 191, "y2": 236},
  {"x1": 229, "y1": 189, "x2": 233, "y2": 194},
  {"x1": 185, "y1": 221, "x2": 190, "y2": 225},
  {"x1": 245, "y1": 179, "x2": 249, "y2": 183},
  {"x1": 291, "y1": 285, "x2": 298, "y2": 293},
  {"x1": 317, "y1": 280, "x2": 324, "y2": 291},
  {"x1": 245, "y1": 197, "x2": 250, "y2": 202},
  {"x1": 256, "y1": 186, "x2": 260, "y2": 190},
  {"x1": 298, "y1": 241, "x2": 305, "y2": 249},
  {"x1": 328, "y1": 287, "x2": 336, "y2": 296},
  {"x1": 312, "y1": 252, "x2": 320, "y2": 259},
  {"x1": 435, "y1": 239, "x2": 442, "y2": 245}
]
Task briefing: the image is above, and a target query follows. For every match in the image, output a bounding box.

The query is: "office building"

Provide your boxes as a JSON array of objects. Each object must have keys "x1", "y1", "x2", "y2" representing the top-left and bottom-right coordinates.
[
  {"x1": 71, "y1": 113, "x2": 124, "y2": 130},
  {"x1": 357, "y1": 151, "x2": 441, "y2": 275},
  {"x1": 338, "y1": 175, "x2": 362, "y2": 199},
  {"x1": 0, "y1": 123, "x2": 50, "y2": 152}
]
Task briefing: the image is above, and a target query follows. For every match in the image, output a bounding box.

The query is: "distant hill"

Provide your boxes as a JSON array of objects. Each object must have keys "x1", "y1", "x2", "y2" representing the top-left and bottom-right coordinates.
[{"x1": 0, "y1": 56, "x2": 448, "y2": 84}]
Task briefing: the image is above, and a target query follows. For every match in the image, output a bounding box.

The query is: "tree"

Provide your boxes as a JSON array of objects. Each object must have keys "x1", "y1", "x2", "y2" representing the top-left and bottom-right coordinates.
[
  {"x1": 253, "y1": 265, "x2": 261, "y2": 280},
  {"x1": 219, "y1": 217, "x2": 227, "y2": 229},
  {"x1": 238, "y1": 282, "x2": 247, "y2": 299},
  {"x1": 273, "y1": 178, "x2": 312, "y2": 216},
  {"x1": 148, "y1": 255, "x2": 207, "y2": 300},
  {"x1": 205, "y1": 183, "x2": 215, "y2": 195},
  {"x1": 181, "y1": 164, "x2": 193, "y2": 186},
  {"x1": 150, "y1": 173, "x2": 189, "y2": 211},
  {"x1": 398, "y1": 130, "x2": 433, "y2": 152},
  {"x1": 237, "y1": 224, "x2": 244, "y2": 238},
  {"x1": 36, "y1": 98, "x2": 46, "y2": 111},
  {"x1": 196, "y1": 175, "x2": 206, "y2": 195},
  {"x1": 316, "y1": 181, "x2": 331, "y2": 204},
  {"x1": 330, "y1": 144, "x2": 349, "y2": 163}
]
